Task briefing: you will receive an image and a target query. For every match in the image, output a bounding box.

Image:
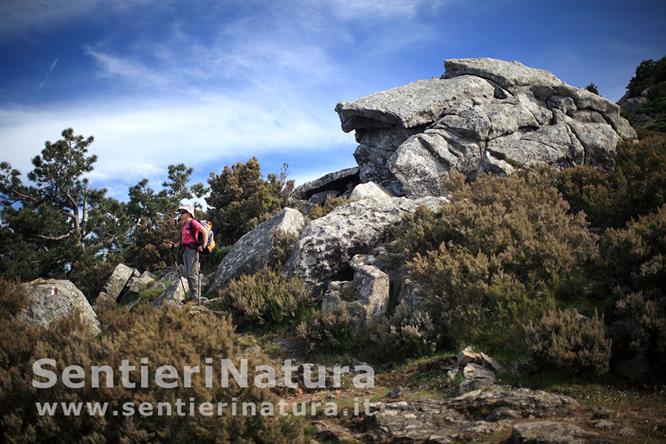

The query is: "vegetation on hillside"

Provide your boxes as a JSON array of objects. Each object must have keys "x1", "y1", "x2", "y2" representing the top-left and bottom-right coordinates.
[
  {"x1": 0, "y1": 279, "x2": 305, "y2": 443},
  {"x1": 0, "y1": 131, "x2": 293, "y2": 301}
]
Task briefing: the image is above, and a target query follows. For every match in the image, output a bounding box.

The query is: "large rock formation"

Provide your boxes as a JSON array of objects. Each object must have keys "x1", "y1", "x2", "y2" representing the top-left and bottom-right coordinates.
[
  {"x1": 287, "y1": 196, "x2": 445, "y2": 292},
  {"x1": 20, "y1": 279, "x2": 100, "y2": 335},
  {"x1": 336, "y1": 57, "x2": 636, "y2": 197},
  {"x1": 209, "y1": 208, "x2": 306, "y2": 293}
]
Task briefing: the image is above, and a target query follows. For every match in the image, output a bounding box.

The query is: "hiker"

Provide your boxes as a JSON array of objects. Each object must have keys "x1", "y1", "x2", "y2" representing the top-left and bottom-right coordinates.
[{"x1": 165, "y1": 204, "x2": 205, "y2": 303}]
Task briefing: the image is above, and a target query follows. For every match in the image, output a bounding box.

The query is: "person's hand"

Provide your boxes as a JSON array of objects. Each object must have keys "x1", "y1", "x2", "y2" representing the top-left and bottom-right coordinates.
[
  {"x1": 164, "y1": 240, "x2": 175, "y2": 249},
  {"x1": 197, "y1": 246, "x2": 204, "y2": 253}
]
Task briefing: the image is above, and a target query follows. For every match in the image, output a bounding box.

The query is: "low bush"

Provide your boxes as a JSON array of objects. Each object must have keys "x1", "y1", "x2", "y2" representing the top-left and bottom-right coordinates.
[
  {"x1": 557, "y1": 134, "x2": 666, "y2": 229},
  {"x1": 296, "y1": 307, "x2": 365, "y2": 355},
  {"x1": 525, "y1": 308, "x2": 611, "y2": 377},
  {"x1": 369, "y1": 301, "x2": 439, "y2": 359},
  {"x1": 310, "y1": 196, "x2": 349, "y2": 219},
  {"x1": 600, "y1": 205, "x2": 666, "y2": 371},
  {"x1": 0, "y1": 278, "x2": 305, "y2": 443},
  {"x1": 392, "y1": 171, "x2": 596, "y2": 352},
  {"x1": 214, "y1": 267, "x2": 311, "y2": 330}
]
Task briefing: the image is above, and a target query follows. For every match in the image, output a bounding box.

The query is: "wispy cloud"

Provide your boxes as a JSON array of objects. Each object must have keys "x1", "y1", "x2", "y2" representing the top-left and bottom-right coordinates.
[
  {"x1": 84, "y1": 47, "x2": 171, "y2": 88},
  {"x1": 1, "y1": 0, "x2": 445, "y2": 198}
]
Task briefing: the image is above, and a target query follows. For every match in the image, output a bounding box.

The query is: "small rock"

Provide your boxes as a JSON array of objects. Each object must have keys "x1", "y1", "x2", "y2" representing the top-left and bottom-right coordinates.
[
  {"x1": 388, "y1": 385, "x2": 403, "y2": 399},
  {"x1": 619, "y1": 427, "x2": 637, "y2": 436},
  {"x1": 487, "y1": 407, "x2": 522, "y2": 421},
  {"x1": 586, "y1": 419, "x2": 616, "y2": 430}
]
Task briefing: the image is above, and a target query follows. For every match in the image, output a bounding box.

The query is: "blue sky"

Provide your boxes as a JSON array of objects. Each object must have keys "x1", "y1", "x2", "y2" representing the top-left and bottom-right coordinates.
[{"x1": 1, "y1": 0, "x2": 665, "y2": 201}]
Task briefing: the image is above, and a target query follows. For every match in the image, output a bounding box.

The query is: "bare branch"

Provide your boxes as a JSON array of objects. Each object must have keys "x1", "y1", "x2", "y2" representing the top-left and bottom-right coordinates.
[{"x1": 36, "y1": 232, "x2": 73, "y2": 241}]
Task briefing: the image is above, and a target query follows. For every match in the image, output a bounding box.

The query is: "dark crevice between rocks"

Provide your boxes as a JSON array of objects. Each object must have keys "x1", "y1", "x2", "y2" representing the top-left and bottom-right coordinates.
[
  {"x1": 114, "y1": 270, "x2": 137, "y2": 304},
  {"x1": 566, "y1": 124, "x2": 589, "y2": 165},
  {"x1": 330, "y1": 264, "x2": 354, "y2": 283},
  {"x1": 299, "y1": 171, "x2": 361, "y2": 201}
]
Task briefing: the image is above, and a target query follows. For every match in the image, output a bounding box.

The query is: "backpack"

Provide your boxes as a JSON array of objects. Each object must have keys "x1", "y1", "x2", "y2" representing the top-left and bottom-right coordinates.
[{"x1": 188, "y1": 219, "x2": 216, "y2": 254}]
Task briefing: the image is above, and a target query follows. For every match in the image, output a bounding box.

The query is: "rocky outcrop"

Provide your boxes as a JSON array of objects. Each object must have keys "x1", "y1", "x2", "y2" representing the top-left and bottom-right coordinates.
[
  {"x1": 336, "y1": 57, "x2": 637, "y2": 197},
  {"x1": 150, "y1": 264, "x2": 210, "y2": 307},
  {"x1": 447, "y1": 385, "x2": 578, "y2": 418},
  {"x1": 354, "y1": 386, "x2": 582, "y2": 443},
  {"x1": 20, "y1": 279, "x2": 100, "y2": 335},
  {"x1": 287, "y1": 196, "x2": 446, "y2": 291},
  {"x1": 97, "y1": 263, "x2": 138, "y2": 303},
  {"x1": 209, "y1": 208, "x2": 306, "y2": 293}
]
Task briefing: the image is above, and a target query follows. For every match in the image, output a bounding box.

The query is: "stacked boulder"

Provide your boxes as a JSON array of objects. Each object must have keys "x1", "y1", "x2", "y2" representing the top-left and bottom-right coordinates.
[{"x1": 335, "y1": 57, "x2": 636, "y2": 197}]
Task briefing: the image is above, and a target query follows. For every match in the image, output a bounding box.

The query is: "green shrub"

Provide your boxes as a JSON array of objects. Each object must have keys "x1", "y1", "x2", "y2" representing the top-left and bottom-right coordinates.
[
  {"x1": 600, "y1": 205, "x2": 666, "y2": 369},
  {"x1": 206, "y1": 158, "x2": 294, "y2": 245},
  {"x1": 136, "y1": 286, "x2": 165, "y2": 304},
  {"x1": 310, "y1": 196, "x2": 349, "y2": 219},
  {"x1": 393, "y1": 171, "x2": 596, "y2": 351},
  {"x1": 600, "y1": 204, "x2": 666, "y2": 293},
  {"x1": 271, "y1": 231, "x2": 299, "y2": 267},
  {"x1": 525, "y1": 308, "x2": 611, "y2": 376},
  {"x1": 213, "y1": 267, "x2": 311, "y2": 330},
  {"x1": 557, "y1": 134, "x2": 666, "y2": 229},
  {"x1": 609, "y1": 291, "x2": 665, "y2": 365},
  {"x1": 0, "y1": 278, "x2": 305, "y2": 443}
]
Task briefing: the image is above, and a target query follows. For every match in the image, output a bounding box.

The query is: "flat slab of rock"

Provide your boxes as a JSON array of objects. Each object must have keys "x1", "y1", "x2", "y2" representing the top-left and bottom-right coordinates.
[
  {"x1": 292, "y1": 167, "x2": 359, "y2": 200},
  {"x1": 20, "y1": 279, "x2": 100, "y2": 336},
  {"x1": 448, "y1": 385, "x2": 578, "y2": 419},
  {"x1": 368, "y1": 399, "x2": 502, "y2": 443},
  {"x1": 443, "y1": 58, "x2": 563, "y2": 90},
  {"x1": 336, "y1": 75, "x2": 495, "y2": 132},
  {"x1": 209, "y1": 208, "x2": 305, "y2": 293}
]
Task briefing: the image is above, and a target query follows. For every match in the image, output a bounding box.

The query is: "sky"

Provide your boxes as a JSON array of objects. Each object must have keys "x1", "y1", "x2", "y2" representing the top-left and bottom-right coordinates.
[{"x1": 1, "y1": 0, "x2": 665, "y2": 201}]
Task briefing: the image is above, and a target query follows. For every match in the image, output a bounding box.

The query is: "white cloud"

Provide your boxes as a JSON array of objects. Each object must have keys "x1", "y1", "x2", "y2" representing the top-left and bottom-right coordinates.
[
  {"x1": 84, "y1": 47, "x2": 170, "y2": 87},
  {"x1": 0, "y1": 93, "x2": 354, "y2": 198}
]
